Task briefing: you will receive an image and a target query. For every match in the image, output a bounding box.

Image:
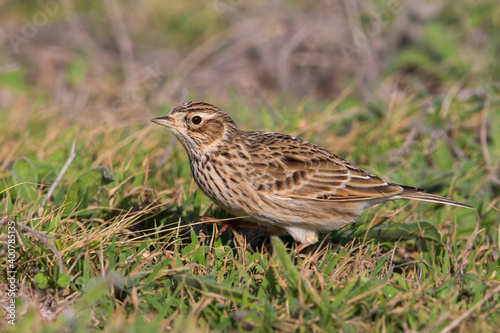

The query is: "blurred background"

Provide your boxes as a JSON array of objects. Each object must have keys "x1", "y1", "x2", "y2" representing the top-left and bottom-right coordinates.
[{"x1": 1, "y1": 0, "x2": 498, "y2": 119}]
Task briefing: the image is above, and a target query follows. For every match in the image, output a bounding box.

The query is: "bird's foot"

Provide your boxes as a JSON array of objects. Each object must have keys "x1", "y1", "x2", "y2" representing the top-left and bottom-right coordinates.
[
  {"x1": 198, "y1": 217, "x2": 254, "y2": 249},
  {"x1": 198, "y1": 216, "x2": 274, "y2": 234},
  {"x1": 293, "y1": 242, "x2": 312, "y2": 256}
]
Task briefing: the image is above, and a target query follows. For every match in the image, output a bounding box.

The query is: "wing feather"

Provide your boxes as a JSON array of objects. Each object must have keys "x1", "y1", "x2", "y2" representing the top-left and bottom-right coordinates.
[{"x1": 244, "y1": 133, "x2": 404, "y2": 202}]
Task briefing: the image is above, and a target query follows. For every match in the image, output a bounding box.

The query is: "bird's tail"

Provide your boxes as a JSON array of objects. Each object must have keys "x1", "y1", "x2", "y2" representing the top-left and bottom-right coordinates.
[{"x1": 398, "y1": 187, "x2": 473, "y2": 209}]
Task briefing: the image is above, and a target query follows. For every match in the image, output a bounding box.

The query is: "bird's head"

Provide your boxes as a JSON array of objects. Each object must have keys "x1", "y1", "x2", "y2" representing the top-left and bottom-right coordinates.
[{"x1": 152, "y1": 101, "x2": 238, "y2": 158}]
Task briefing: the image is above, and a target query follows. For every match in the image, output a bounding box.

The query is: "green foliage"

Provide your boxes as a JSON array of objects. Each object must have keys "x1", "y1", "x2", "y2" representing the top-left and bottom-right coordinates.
[
  {"x1": 33, "y1": 273, "x2": 49, "y2": 289},
  {"x1": 63, "y1": 166, "x2": 115, "y2": 215},
  {"x1": 0, "y1": 66, "x2": 26, "y2": 91},
  {"x1": 333, "y1": 221, "x2": 442, "y2": 243},
  {"x1": 271, "y1": 236, "x2": 301, "y2": 290},
  {"x1": 10, "y1": 157, "x2": 39, "y2": 201},
  {"x1": 147, "y1": 0, "x2": 226, "y2": 49}
]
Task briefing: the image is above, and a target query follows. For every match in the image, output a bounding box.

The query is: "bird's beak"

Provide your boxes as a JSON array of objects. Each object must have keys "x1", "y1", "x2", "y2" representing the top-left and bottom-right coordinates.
[{"x1": 151, "y1": 115, "x2": 174, "y2": 128}]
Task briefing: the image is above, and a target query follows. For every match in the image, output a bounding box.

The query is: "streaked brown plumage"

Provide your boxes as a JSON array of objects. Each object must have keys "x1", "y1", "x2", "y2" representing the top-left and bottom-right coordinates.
[{"x1": 152, "y1": 101, "x2": 472, "y2": 246}]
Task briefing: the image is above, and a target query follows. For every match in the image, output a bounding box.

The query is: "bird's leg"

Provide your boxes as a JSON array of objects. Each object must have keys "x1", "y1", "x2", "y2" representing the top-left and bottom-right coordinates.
[
  {"x1": 293, "y1": 242, "x2": 312, "y2": 256},
  {"x1": 215, "y1": 223, "x2": 230, "y2": 237},
  {"x1": 229, "y1": 220, "x2": 277, "y2": 231},
  {"x1": 197, "y1": 217, "x2": 231, "y2": 237},
  {"x1": 198, "y1": 216, "x2": 275, "y2": 234},
  {"x1": 198, "y1": 217, "x2": 285, "y2": 250},
  {"x1": 200, "y1": 217, "x2": 262, "y2": 251}
]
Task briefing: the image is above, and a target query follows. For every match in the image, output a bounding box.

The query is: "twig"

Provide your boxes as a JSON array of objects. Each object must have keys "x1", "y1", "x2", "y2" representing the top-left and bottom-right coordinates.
[
  {"x1": 41, "y1": 141, "x2": 76, "y2": 208},
  {"x1": 64, "y1": 0, "x2": 99, "y2": 54},
  {"x1": 479, "y1": 96, "x2": 500, "y2": 185},
  {"x1": 105, "y1": 0, "x2": 137, "y2": 89},
  {"x1": 389, "y1": 123, "x2": 420, "y2": 163},
  {"x1": 1, "y1": 218, "x2": 64, "y2": 273},
  {"x1": 277, "y1": 26, "x2": 314, "y2": 92},
  {"x1": 67, "y1": 247, "x2": 86, "y2": 275},
  {"x1": 439, "y1": 284, "x2": 500, "y2": 333},
  {"x1": 441, "y1": 129, "x2": 467, "y2": 160},
  {"x1": 130, "y1": 264, "x2": 196, "y2": 277}
]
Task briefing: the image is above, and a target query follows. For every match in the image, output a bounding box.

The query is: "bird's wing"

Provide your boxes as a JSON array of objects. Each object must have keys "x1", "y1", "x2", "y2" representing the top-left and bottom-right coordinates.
[{"x1": 244, "y1": 133, "x2": 405, "y2": 202}]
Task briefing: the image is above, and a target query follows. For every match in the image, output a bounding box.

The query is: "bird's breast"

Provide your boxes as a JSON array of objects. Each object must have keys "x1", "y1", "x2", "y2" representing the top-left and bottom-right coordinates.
[{"x1": 190, "y1": 159, "x2": 259, "y2": 216}]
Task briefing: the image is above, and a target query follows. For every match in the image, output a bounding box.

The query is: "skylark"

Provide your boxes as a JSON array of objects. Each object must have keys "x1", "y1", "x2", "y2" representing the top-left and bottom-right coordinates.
[{"x1": 152, "y1": 102, "x2": 472, "y2": 248}]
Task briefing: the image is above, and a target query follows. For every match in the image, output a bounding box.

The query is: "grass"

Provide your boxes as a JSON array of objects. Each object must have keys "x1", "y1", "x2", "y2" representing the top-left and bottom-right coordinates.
[{"x1": 1, "y1": 0, "x2": 500, "y2": 332}]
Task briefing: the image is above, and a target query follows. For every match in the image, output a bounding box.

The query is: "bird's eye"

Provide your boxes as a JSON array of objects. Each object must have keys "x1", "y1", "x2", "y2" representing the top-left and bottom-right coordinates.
[{"x1": 191, "y1": 116, "x2": 202, "y2": 125}]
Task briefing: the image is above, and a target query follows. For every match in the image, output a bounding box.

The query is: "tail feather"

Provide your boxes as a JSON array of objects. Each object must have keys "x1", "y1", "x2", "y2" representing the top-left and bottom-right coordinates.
[{"x1": 398, "y1": 187, "x2": 473, "y2": 210}]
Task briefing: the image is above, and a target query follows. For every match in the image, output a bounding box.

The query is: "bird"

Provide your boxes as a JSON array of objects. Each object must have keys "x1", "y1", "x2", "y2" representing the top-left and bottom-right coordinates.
[{"x1": 152, "y1": 101, "x2": 472, "y2": 250}]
